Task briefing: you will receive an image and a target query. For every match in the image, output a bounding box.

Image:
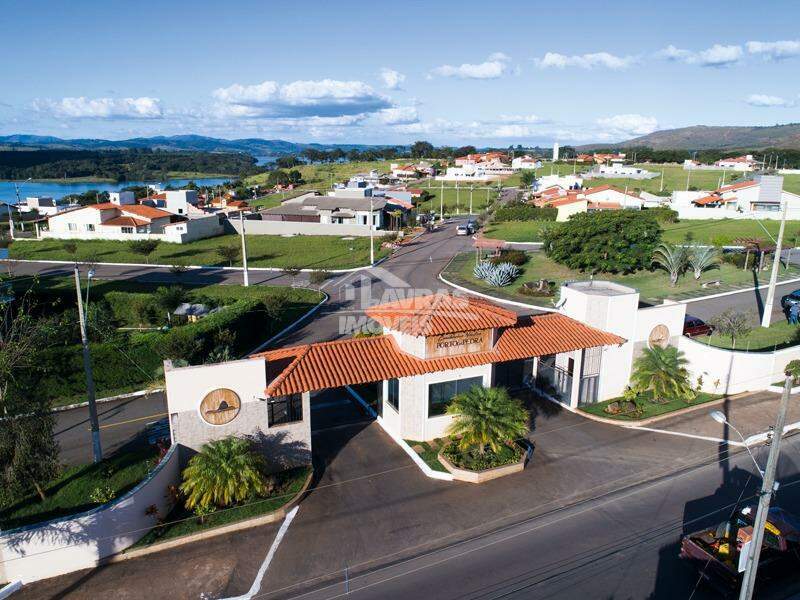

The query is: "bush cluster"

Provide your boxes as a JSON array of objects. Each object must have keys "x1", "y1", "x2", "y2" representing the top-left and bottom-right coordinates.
[{"x1": 488, "y1": 249, "x2": 528, "y2": 266}]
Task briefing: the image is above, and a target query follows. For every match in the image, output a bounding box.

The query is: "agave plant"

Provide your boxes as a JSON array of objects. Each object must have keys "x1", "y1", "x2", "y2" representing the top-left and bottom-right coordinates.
[
  {"x1": 473, "y1": 261, "x2": 495, "y2": 280},
  {"x1": 485, "y1": 262, "x2": 520, "y2": 287}
]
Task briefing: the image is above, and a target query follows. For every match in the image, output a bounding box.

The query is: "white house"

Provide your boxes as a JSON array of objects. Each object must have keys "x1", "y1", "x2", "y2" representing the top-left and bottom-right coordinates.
[
  {"x1": 534, "y1": 174, "x2": 583, "y2": 191},
  {"x1": 715, "y1": 155, "x2": 757, "y2": 171},
  {"x1": 587, "y1": 164, "x2": 658, "y2": 180},
  {"x1": 511, "y1": 155, "x2": 542, "y2": 170},
  {"x1": 669, "y1": 175, "x2": 800, "y2": 220},
  {"x1": 17, "y1": 196, "x2": 76, "y2": 216}
]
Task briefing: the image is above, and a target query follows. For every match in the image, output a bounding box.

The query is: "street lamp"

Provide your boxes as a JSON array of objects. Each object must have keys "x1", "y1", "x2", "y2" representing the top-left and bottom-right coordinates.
[
  {"x1": 9, "y1": 177, "x2": 32, "y2": 240},
  {"x1": 709, "y1": 410, "x2": 765, "y2": 477}
]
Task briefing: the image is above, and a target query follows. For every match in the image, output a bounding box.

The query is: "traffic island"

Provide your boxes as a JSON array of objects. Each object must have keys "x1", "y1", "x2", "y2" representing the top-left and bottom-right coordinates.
[{"x1": 437, "y1": 442, "x2": 530, "y2": 484}]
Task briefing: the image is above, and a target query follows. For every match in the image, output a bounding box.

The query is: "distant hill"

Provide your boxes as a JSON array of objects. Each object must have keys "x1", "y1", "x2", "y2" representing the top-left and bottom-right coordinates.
[
  {"x1": 0, "y1": 134, "x2": 395, "y2": 156},
  {"x1": 581, "y1": 123, "x2": 800, "y2": 151}
]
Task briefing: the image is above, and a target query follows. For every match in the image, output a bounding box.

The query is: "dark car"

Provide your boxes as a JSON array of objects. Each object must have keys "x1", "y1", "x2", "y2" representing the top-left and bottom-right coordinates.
[
  {"x1": 781, "y1": 289, "x2": 800, "y2": 310},
  {"x1": 683, "y1": 316, "x2": 712, "y2": 337}
]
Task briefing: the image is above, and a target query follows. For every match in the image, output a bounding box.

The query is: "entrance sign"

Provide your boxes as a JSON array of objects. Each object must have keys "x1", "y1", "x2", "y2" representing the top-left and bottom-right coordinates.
[
  {"x1": 426, "y1": 329, "x2": 491, "y2": 358},
  {"x1": 200, "y1": 388, "x2": 241, "y2": 425}
]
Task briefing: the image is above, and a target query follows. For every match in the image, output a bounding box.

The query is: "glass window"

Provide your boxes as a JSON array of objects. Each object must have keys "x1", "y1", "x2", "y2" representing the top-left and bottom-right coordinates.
[
  {"x1": 85, "y1": 223, "x2": 95, "y2": 232},
  {"x1": 387, "y1": 378, "x2": 399, "y2": 411},
  {"x1": 67, "y1": 223, "x2": 77, "y2": 231},
  {"x1": 428, "y1": 376, "x2": 483, "y2": 417},
  {"x1": 121, "y1": 226, "x2": 134, "y2": 234},
  {"x1": 268, "y1": 394, "x2": 303, "y2": 426}
]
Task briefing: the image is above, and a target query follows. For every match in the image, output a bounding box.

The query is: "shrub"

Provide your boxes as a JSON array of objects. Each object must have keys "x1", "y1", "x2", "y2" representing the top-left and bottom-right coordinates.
[
  {"x1": 485, "y1": 263, "x2": 520, "y2": 287},
  {"x1": 722, "y1": 251, "x2": 746, "y2": 268},
  {"x1": 309, "y1": 270, "x2": 329, "y2": 285},
  {"x1": 645, "y1": 206, "x2": 679, "y2": 223},
  {"x1": 489, "y1": 249, "x2": 528, "y2": 266},
  {"x1": 473, "y1": 262, "x2": 495, "y2": 280},
  {"x1": 786, "y1": 360, "x2": 800, "y2": 384},
  {"x1": 519, "y1": 280, "x2": 556, "y2": 297},
  {"x1": 493, "y1": 204, "x2": 557, "y2": 222}
]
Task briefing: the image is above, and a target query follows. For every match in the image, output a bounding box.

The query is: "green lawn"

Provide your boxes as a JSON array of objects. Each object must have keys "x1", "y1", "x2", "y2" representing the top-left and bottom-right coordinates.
[
  {"x1": 0, "y1": 440, "x2": 160, "y2": 530},
  {"x1": 9, "y1": 234, "x2": 389, "y2": 270},
  {"x1": 244, "y1": 160, "x2": 397, "y2": 189},
  {"x1": 134, "y1": 466, "x2": 310, "y2": 546},
  {"x1": 415, "y1": 180, "x2": 502, "y2": 215},
  {"x1": 580, "y1": 392, "x2": 722, "y2": 421},
  {"x1": 446, "y1": 251, "x2": 800, "y2": 306},
  {"x1": 696, "y1": 319, "x2": 800, "y2": 351},
  {"x1": 405, "y1": 440, "x2": 449, "y2": 472}
]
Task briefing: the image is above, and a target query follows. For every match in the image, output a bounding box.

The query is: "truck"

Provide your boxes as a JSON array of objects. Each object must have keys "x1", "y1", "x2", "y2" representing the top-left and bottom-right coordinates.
[{"x1": 680, "y1": 505, "x2": 800, "y2": 595}]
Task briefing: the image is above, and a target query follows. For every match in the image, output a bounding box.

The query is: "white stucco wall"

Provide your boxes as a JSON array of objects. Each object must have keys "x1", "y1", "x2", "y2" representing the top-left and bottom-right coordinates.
[
  {"x1": 227, "y1": 219, "x2": 376, "y2": 237},
  {"x1": 0, "y1": 445, "x2": 180, "y2": 584}
]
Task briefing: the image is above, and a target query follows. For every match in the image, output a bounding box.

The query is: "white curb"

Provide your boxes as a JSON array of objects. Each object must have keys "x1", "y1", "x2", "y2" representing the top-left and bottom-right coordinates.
[{"x1": 438, "y1": 271, "x2": 558, "y2": 313}]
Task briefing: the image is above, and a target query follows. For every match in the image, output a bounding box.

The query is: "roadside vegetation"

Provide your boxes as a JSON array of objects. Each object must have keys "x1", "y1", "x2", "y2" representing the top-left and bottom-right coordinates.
[{"x1": 9, "y1": 233, "x2": 389, "y2": 270}]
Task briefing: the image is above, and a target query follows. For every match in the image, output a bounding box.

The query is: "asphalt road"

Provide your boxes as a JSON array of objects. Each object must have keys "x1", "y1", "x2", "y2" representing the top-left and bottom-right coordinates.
[
  {"x1": 291, "y1": 434, "x2": 800, "y2": 600},
  {"x1": 684, "y1": 278, "x2": 800, "y2": 325}
]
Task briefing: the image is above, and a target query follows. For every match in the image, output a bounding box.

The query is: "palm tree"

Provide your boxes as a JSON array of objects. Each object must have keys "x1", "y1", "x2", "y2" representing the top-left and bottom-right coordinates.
[
  {"x1": 180, "y1": 437, "x2": 267, "y2": 511},
  {"x1": 630, "y1": 346, "x2": 694, "y2": 404},
  {"x1": 652, "y1": 243, "x2": 687, "y2": 286},
  {"x1": 446, "y1": 386, "x2": 529, "y2": 455},
  {"x1": 687, "y1": 245, "x2": 720, "y2": 280}
]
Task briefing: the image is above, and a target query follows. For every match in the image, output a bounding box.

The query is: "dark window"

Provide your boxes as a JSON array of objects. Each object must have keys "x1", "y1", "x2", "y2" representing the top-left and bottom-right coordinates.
[
  {"x1": 428, "y1": 376, "x2": 483, "y2": 417},
  {"x1": 387, "y1": 378, "x2": 399, "y2": 411},
  {"x1": 268, "y1": 394, "x2": 303, "y2": 426}
]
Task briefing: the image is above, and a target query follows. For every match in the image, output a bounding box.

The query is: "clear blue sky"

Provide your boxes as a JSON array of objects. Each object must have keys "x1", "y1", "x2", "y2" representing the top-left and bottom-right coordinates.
[{"x1": 2, "y1": 0, "x2": 799, "y2": 145}]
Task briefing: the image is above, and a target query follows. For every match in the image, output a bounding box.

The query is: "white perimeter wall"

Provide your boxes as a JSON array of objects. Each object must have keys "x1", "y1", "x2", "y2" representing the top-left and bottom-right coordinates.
[
  {"x1": 679, "y1": 336, "x2": 800, "y2": 395},
  {"x1": 228, "y1": 219, "x2": 375, "y2": 237},
  {"x1": 0, "y1": 445, "x2": 180, "y2": 584}
]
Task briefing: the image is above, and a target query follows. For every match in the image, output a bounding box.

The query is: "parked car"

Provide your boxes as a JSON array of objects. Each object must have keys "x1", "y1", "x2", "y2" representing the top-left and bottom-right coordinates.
[
  {"x1": 780, "y1": 289, "x2": 800, "y2": 310},
  {"x1": 683, "y1": 316, "x2": 713, "y2": 337},
  {"x1": 456, "y1": 224, "x2": 469, "y2": 236},
  {"x1": 680, "y1": 505, "x2": 800, "y2": 595},
  {"x1": 466, "y1": 219, "x2": 478, "y2": 234}
]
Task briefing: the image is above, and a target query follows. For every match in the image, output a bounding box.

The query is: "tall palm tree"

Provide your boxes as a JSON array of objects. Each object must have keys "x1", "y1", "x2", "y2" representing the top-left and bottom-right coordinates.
[
  {"x1": 180, "y1": 437, "x2": 267, "y2": 511},
  {"x1": 630, "y1": 346, "x2": 694, "y2": 404},
  {"x1": 652, "y1": 243, "x2": 687, "y2": 286},
  {"x1": 687, "y1": 245, "x2": 720, "y2": 280},
  {"x1": 446, "y1": 386, "x2": 529, "y2": 455}
]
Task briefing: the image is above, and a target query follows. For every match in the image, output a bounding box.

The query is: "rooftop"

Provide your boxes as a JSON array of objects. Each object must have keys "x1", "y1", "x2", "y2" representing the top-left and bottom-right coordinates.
[{"x1": 563, "y1": 280, "x2": 637, "y2": 297}]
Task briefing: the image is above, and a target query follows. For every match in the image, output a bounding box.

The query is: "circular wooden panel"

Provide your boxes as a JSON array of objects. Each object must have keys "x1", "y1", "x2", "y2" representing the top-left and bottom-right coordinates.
[
  {"x1": 200, "y1": 388, "x2": 241, "y2": 425},
  {"x1": 648, "y1": 324, "x2": 670, "y2": 349}
]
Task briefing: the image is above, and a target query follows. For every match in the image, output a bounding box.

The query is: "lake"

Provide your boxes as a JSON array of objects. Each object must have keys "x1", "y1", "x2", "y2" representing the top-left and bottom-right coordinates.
[{"x1": 0, "y1": 177, "x2": 232, "y2": 204}]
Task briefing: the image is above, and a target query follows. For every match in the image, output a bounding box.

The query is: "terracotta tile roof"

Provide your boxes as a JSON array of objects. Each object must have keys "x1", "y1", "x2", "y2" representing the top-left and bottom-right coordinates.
[
  {"x1": 256, "y1": 313, "x2": 625, "y2": 397},
  {"x1": 385, "y1": 197, "x2": 414, "y2": 210},
  {"x1": 102, "y1": 216, "x2": 148, "y2": 227},
  {"x1": 89, "y1": 202, "x2": 172, "y2": 219},
  {"x1": 717, "y1": 180, "x2": 758, "y2": 193},
  {"x1": 693, "y1": 194, "x2": 737, "y2": 206},
  {"x1": 547, "y1": 194, "x2": 584, "y2": 207},
  {"x1": 366, "y1": 293, "x2": 518, "y2": 336},
  {"x1": 588, "y1": 201, "x2": 622, "y2": 210}
]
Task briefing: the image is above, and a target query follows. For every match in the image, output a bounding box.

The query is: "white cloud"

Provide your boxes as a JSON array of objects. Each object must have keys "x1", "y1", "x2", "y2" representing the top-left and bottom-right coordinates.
[
  {"x1": 497, "y1": 114, "x2": 540, "y2": 123},
  {"x1": 596, "y1": 114, "x2": 659, "y2": 137},
  {"x1": 745, "y1": 94, "x2": 795, "y2": 107},
  {"x1": 377, "y1": 106, "x2": 419, "y2": 125},
  {"x1": 535, "y1": 51, "x2": 634, "y2": 70},
  {"x1": 33, "y1": 97, "x2": 163, "y2": 119},
  {"x1": 212, "y1": 79, "x2": 392, "y2": 118},
  {"x1": 429, "y1": 53, "x2": 510, "y2": 79},
  {"x1": 658, "y1": 43, "x2": 742, "y2": 67},
  {"x1": 747, "y1": 40, "x2": 800, "y2": 60},
  {"x1": 379, "y1": 68, "x2": 405, "y2": 90}
]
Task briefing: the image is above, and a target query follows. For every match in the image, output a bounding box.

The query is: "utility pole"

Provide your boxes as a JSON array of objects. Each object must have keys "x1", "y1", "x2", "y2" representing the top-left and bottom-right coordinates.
[
  {"x1": 660, "y1": 169, "x2": 665, "y2": 193},
  {"x1": 369, "y1": 195, "x2": 375, "y2": 265},
  {"x1": 74, "y1": 265, "x2": 102, "y2": 463},
  {"x1": 239, "y1": 209, "x2": 249, "y2": 286},
  {"x1": 761, "y1": 201, "x2": 787, "y2": 328},
  {"x1": 440, "y1": 180, "x2": 444, "y2": 221},
  {"x1": 469, "y1": 186, "x2": 473, "y2": 214},
  {"x1": 738, "y1": 374, "x2": 792, "y2": 600}
]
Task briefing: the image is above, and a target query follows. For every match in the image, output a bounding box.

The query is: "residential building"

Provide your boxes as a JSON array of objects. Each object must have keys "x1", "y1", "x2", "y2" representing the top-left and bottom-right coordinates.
[
  {"x1": 591, "y1": 152, "x2": 626, "y2": 164},
  {"x1": 17, "y1": 196, "x2": 76, "y2": 216},
  {"x1": 511, "y1": 155, "x2": 542, "y2": 170},
  {"x1": 539, "y1": 185, "x2": 642, "y2": 221},
  {"x1": 390, "y1": 164, "x2": 420, "y2": 179},
  {"x1": 714, "y1": 154, "x2": 757, "y2": 171},
  {"x1": 586, "y1": 164, "x2": 658, "y2": 180},
  {"x1": 262, "y1": 193, "x2": 387, "y2": 228},
  {"x1": 533, "y1": 174, "x2": 583, "y2": 191},
  {"x1": 669, "y1": 175, "x2": 800, "y2": 220},
  {"x1": 454, "y1": 151, "x2": 507, "y2": 166}
]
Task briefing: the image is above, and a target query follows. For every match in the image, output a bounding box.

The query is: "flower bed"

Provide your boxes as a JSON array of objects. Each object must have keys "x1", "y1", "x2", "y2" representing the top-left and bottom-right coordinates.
[
  {"x1": 580, "y1": 391, "x2": 722, "y2": 421},
  {"x1": 438, "y1": 442, "x2": 528, "y2": 484}
]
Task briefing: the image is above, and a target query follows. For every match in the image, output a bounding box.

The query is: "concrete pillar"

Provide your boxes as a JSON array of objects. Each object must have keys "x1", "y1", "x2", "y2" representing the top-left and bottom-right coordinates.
[{"x1": 569, "y1": 349, "x2": 583, "y2": 409}]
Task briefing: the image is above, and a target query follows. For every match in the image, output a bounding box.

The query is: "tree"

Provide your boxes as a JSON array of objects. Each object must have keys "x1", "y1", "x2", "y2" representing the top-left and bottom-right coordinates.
[
  {"x1": 786, "y1": 359, "x2": 800, "y2": 384},
  {"x1": 180, "y1": 437, "x2": 268, "y2": 511},
  {"x1": 543, "y1": 211, "x2": 661, "y2": 273},
  {"x1": 687, "y1": 245, "x2": 720, "y2": 280},
  {"x1": 127, "y1": 239, "x2": 160, "y2": 264},
  {"x1": 519, "y1": 170, "x2": 536, "y2": 188},
  {"x1": 0, "y1": 298, "x2": 61, "y2": 501},
  {"x1": 630, "y1": 345, "x2": 694, "y2": 404},
  {"x1": 446, "y1": 386, "x2": 529, "y2": 455},
  {"x1": 652, "y1": 243, "x2": 687, "y2": 286},
  {"x1": 710, "y1": 309, "x2": 752, "y2": 349},
  {"x1": 154, "y1": 285, "x2": 187, "y2": 314},
  {"x1": 410, "y1": 141, "x2": 435, "y2": 158},
  {"x1": 62, "y1": 241, "x2": 78, "y2": 258},
  {"x1": 216, "y1": 244, "x2": 241, "y2": 267}
]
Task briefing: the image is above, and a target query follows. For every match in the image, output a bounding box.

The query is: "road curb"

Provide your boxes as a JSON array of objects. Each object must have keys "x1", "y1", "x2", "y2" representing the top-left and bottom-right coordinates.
[
  {"x1": 438, "y1": 269, "x2": 557, "y2": 312},
  {"x1": 246, "y1": 291, "x2": 329, "y2": 355},
  {"x1": 50, "y1": 388, "x2": 164, "y2": 414}
]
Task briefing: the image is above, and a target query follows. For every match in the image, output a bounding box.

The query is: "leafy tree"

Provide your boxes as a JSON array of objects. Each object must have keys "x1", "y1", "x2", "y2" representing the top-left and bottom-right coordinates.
[
  {"x1": 62, "y1": 241, "x2": 78, "y2": 257},
  {"x1": 127, "y1": 239, "x2": 160, "y2": 264},
  {"x1": 710, "y1": 309, "x2": 752, "y2": 349},
  {"x1": 275, "y1": 156, "x2": 303, "y2": 169},
  {"x1": 630, "y1": 346, "x2": 694, "y2": 404},
  {"x1": 785, "y1": 359, "x2": 800, "y2": 384},
  {"x1": 543, "y1": 211, "x2": 661, "y2": 273},
  {"x1": 446, "y1": 386, "x2": 529, "y2": 455},
  {"x1": 180, "y1": 437, "x2": 268, "y2": 511},
  {"x1": 216, "y1": 244, "x2": 241, "y2": 267},
  {"x1": 0, "y1": 298, "x2": 61, "y2": 500},
  {"x1": 687, "y1": 245, "x2": 720, "y2": 280},
  {"x1": 652, "y1": 243, "x2": 687, "y2": 286},
  {"x1": 410, "y1": 141, "x2": 435, "y2": 158}
]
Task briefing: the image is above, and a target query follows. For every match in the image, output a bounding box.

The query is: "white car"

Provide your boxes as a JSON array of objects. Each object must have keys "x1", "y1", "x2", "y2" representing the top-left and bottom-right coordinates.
[{"x1": 456, "y1": 224, "x2": 469, "y2": 236}]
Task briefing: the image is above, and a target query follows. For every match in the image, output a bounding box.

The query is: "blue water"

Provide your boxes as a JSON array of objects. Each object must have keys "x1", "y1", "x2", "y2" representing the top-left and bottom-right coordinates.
[{"x1": 0, "y1": 177, "x2": 232, "y2": 204}]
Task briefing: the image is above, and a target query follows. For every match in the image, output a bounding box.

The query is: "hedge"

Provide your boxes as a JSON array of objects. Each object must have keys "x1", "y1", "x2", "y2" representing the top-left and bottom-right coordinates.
[{"x1": 493, "y1": 205, "x2": 557, "y2": 222}]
